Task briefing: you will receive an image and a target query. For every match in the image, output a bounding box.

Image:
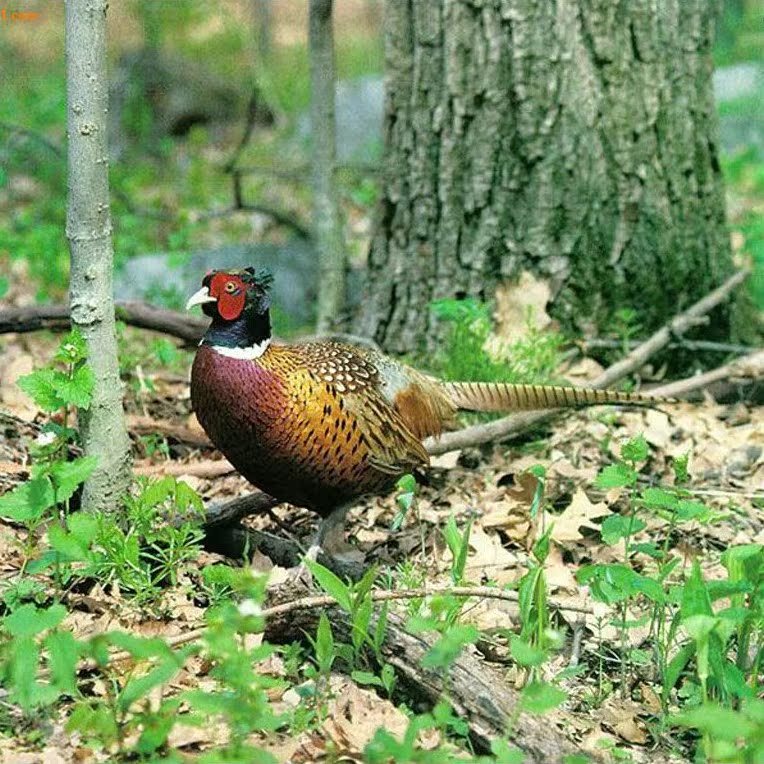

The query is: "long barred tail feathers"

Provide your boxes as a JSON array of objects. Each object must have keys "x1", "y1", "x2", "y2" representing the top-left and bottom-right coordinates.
[{"x1": 443, "y1": 381, "x2": 673, "y2": 413}]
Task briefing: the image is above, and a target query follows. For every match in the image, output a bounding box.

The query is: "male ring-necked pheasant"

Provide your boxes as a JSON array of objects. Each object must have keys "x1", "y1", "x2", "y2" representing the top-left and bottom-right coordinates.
[{"x1": 187, "y1": 268, "x2": 666, "y2": 551}]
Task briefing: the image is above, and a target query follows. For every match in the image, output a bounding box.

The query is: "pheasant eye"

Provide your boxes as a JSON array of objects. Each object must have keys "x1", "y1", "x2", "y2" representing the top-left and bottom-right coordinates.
[{"x1": 225, "y1": 282, "x2": 237, "y2": 293}]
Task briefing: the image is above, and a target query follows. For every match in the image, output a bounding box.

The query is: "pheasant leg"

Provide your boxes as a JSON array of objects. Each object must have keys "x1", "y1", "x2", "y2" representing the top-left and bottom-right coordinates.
[{"x1": 289, "y1": 502, "x2": 355, "y2": 585}]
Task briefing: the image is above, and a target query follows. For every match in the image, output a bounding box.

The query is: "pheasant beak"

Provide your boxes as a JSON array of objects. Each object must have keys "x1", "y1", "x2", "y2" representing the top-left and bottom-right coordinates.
[{"x1": 186, "y1": 286, "x2": 217, "y2": 311}]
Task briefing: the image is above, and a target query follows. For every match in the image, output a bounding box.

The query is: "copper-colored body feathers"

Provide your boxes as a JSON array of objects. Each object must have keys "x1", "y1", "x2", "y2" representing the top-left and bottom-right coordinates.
[{"x1": 191, "y1": 338, "x2": 668, "y2": 516}]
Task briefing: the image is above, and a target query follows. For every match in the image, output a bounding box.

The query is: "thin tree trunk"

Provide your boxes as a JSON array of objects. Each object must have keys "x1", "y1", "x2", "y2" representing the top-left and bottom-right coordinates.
[
  {"x1": 360, "y1": 0, "x2": 731, "y2": 354},
  {"x1": 65, "y1": 0, "x2": 132, "y2": 512},
  {"x1": 309, "y1": 0, "x2": 347, "y2": 333},
  {"x1": 253, "y1": 0, "x2": 272, "y2": 63}
]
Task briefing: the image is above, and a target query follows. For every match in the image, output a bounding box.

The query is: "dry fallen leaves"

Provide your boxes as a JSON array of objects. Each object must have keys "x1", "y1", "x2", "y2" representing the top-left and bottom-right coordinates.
[{"x1": 547, "y1": 488, "x2": 612, "y2": 545}]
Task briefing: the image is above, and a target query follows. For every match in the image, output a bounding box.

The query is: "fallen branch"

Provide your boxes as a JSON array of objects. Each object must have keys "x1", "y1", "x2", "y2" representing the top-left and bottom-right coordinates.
[
  {"x1": 80, "y1": 583, "x2": 591, "y2": 665},
  {"x1": 580, "y1": 337, "x2": 757, "y2": 356},
  {"x1": 77, "y1": 589, "x2": 588, "y2": 758},
  {"x1": 266, "y1": 591, "x2": 588, "y2": 759},
  {"x1": 134, "y1": 459, "x2": 235, "y2": 478},
  {"x1": 203, "y1": 491, "x2": 280, "y2": 527},
  {"x1": 0, "y1": 301, "x2": 207, "y2": 345},
  {"x1": 646, "y1": 349, "x2": 764, "y2": 400},
  {"x1": 425, "y1": 269, "x2": 751, "y2": 455},
  {"x1": 128, "y1": 415, "x2": 211, "y2": 449},
  {"x1": 0, "y1": 305, "x2": 382, "y2": 350}
]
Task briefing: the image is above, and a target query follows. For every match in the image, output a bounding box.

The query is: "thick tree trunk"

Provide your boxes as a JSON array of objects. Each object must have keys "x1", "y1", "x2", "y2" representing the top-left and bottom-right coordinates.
[
  {"x1": 310, "y1": 0, "x2": 347, "y2": 333},
  {"x1": 65, "y1": 0, "x2": 132, "y2": 512},
  {"x1": 360, "y1": 0, "x2": 731, "y2": 354}
]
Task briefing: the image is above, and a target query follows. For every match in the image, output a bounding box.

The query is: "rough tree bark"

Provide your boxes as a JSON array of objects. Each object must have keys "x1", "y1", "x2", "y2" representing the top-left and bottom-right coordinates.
[
  {"x1": 65, "y1": 0, "x2": 132, "y2": 511},
  {"x1": 309, "y1": 0, "x2": 347, "y2": 333},
  {"x1": 359, "y1": 0, "x2": 732, "y2": 354}
]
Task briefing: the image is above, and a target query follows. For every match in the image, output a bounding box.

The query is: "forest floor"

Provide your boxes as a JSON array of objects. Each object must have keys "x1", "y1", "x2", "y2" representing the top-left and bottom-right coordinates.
[{"x1": 1, "y1": 318, "x2": 762, "y2": 762}]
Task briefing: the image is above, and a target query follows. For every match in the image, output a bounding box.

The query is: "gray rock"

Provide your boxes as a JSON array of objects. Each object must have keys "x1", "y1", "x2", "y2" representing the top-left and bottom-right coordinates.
[
  {"x1": 713, "y1": 63, "x2": 763, "y2": 103},
  {"x1": 297, "y1": 74, "x2": 384, "y2": 162},
  {"x1": 115, "y1": 241, "x2": 318, "y2": 326},
  {"x1": 713, "y1": 63, "x2": 764, "y2": 158}
]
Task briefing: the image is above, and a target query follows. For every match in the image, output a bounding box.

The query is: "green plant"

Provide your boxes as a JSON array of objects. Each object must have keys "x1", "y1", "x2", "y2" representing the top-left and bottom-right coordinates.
[{"x1": 429, "y1": 298, "x2": 563, "y2": 387}]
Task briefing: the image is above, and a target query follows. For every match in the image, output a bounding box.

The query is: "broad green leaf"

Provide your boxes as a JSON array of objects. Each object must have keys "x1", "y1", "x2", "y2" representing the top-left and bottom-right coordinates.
[
  {"x1": 54, "y1": 329, "x2": 88, "y2": 365},
  {"x1": 105, "y1": 631, "x2": 173, "y2": 660},
  {"x1": 681, "y1": 562, "x2": 713, "y2": 618},
  {"x1": 532, "y1": 525, "x2": 552, "y2": 564},
  {"x1": 600, "y1": 514, "x2": 646, "y2": 545},
  {"x1": 640, "y1": 487, "x2": 678, "y2": 511},
  {"x1": 49, "y1": 456, "x2": 99, "y2": 503},
  {"x1": 594, "y1": 463, "x2": 637, "y2": 489},
  {"x1": 674, "y1": 703, "x2": 756, "y2": 739},
  {"x1": 45, "y1": 630, "x2": 80, "y2": 695},
  {"x1": 675, "y1": 500, "x2": 711, "y2": 523},
  {"x1": 621, "y1": 434, "x2": 649, "y2": 463},
  {"x1": 442, "y1": 514, "x2": 460, "y2": 558},
  {"x1": 0, "y1": 475, "x2": 55, "y2": 522},
  {"x1": 491, "y1": 740, "x2": 525, "y2": 763},
  {"x1": 47, "y1": 524, "x2": 91, "y2": 562},
  {"x1": 421, "y1": 624, "x2": 479, "y2": 669},
  {"x1": 664, "y1": 642, "x2": 695, "y2": 696},
  {"x1": 304, "y1": 559, "x2": 352, "y2": 612},
  {"x1": 351, "y1": 670, "x2": 383, "y2": 688},
  {"x1": 52, "y1": 364, "x2": 94, "y2": 409},
  {"x1": 510, "y1": 637, "x2": 546, "y2": 667},
  {"x1": 66, "y1": 701, "x2": 119, "y2": 745},
  {"x1": 118, "y1": 657, "x2": 184, "y2": 712},
  {"x1": 4, "y1": 603, "x2": 67, "y2": 637},
  {"x1": 519, "y1": 682, "x2": 567, "y2": 714},
  {"x1": 10, "y1": 636, "x2": 41, "y2": 710},
  {"x1": 314, "y1": 612, "x2": 335, "y2": 674},
  {"x1": 671, "y1": 453, "x2": 690, "y2": 484},
  {"x1": 17, "y1": 368, "x2": 66, "y2": 411},
  {"x1": 577, "y1": 564, "x2": 664, "y2": 604}
]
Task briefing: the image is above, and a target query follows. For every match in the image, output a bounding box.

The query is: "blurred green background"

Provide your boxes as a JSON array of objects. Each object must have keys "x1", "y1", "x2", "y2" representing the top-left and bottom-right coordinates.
[{"x1": 0, "y1": 0, "x2": 761, "y2": 318}]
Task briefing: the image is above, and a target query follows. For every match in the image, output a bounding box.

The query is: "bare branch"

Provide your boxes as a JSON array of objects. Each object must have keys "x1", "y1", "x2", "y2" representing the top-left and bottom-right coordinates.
[{"x1": 425, "y1": 269, "x2": 751, "y2": 454}]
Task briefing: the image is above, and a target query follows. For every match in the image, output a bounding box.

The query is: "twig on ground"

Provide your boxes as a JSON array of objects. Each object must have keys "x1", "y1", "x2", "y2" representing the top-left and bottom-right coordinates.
[
  {"x1": 134, "y1": 459, "x2": 235, "y2": 478},
  {"x1": 580, "y1": 337, "x2": 758, "y2": 356},
  {"x1": 128, "y1": 415, "x2": 211, "y2": 449},
  {"x1": 646, "y1": 349, "x2": 764, "y2": 400},
  {"x1": 78, "y1": 584, "x2": 592, "y2": 672},
  {"x1": 0, "y1": 304, "x2": 377, "y2": 349},
  {"x1": 424, "y1": 268, "x2": 751, "y2": 455},
  {"x1": 203, "y1": 491, "x2": 280, "y2": 527}
]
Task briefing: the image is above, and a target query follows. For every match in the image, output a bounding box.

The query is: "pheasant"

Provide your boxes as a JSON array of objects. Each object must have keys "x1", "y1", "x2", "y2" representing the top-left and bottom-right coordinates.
[{"x1": 187, "y1": 268, "x2": 667, "y2": 552}]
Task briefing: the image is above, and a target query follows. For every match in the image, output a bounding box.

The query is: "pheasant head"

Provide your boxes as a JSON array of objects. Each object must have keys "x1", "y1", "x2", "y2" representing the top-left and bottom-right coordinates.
[{"x1": 186, "y1": 267, "x2": 274, "y2": 358}]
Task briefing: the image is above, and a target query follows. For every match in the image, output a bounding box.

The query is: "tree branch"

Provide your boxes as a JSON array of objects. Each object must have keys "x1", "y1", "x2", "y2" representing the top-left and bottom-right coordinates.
[
  {"x1": 424, "y1": 268, "x2": 751, "y2": 454},
  {"x1": 0, "y1": 301, "x2": 207, "y2": 344}
]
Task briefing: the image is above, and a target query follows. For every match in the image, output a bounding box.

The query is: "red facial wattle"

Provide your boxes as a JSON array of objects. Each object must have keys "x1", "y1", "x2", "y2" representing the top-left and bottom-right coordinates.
[{"x1": 209, "y1": 273, "x2": 247, "y2": 321}]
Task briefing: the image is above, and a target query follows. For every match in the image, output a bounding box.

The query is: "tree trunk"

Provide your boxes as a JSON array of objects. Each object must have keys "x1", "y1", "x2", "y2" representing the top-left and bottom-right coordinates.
[
  {"x1": 360, "y1": 0, "x2": 732, "y2": 354},
  {"x1": 309, "y1": 0, "x2": 347, "y2": 333},
  {"x1": 253, "y1": 0, "x2": 273, "y2": 63},
  {"x1": 65, "y1": 0, "x2": 132, "y2": 512}
]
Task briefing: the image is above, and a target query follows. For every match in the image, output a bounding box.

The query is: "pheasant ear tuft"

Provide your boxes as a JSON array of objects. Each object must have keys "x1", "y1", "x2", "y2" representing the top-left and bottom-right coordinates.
[{"x1": 254, "y1": 267, "x2": 274, "y2": 291}]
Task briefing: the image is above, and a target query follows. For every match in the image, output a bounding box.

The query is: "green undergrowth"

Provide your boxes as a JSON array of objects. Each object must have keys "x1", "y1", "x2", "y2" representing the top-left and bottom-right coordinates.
[
  {"x1": 427, "y1": 298, "x2": 564, "y2": 386},
  {"x1": 723, "y1": 148, "x2": 764, "y2": 312},
  {"x1": 1, "y1": 333, "x2": 763, "y2": 761}
]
